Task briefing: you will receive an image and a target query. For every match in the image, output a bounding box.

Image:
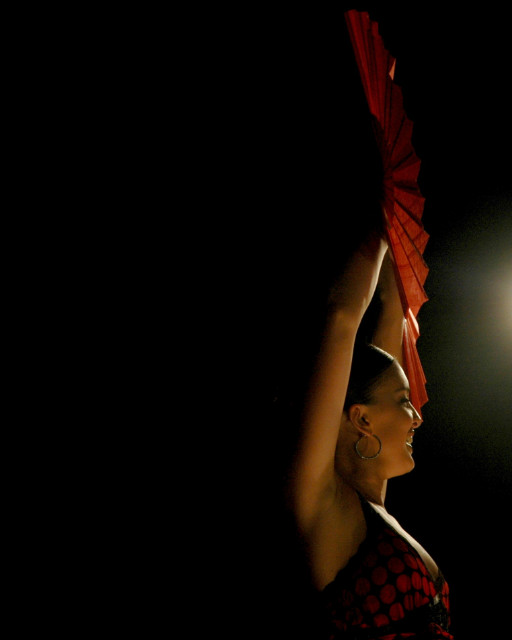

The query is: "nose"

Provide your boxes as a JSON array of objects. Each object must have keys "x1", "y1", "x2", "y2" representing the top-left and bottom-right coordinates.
[{"x1": 412, "y1": 405, "x2": 423, "y2": 428}]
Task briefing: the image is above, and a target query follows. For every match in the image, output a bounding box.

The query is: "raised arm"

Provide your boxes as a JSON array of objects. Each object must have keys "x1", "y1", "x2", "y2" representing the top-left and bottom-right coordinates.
[
  {"x1": 292, "y1": 233, "x2": 387, "y2": 529},
  {"x1": 371, "y1": 250, "x2": 405, "y2": 366}
]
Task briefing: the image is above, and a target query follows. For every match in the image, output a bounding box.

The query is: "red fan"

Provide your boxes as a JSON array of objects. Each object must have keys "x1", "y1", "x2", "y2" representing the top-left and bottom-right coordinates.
[{"x1": 345, "y1": 10, "x2": 429, "y2": 412}]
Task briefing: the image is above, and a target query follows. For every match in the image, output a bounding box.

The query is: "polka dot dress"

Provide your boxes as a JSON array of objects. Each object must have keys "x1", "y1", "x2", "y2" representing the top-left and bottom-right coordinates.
[{"x1": 321, "y1": 498, "x2": 453, "y2": 639}]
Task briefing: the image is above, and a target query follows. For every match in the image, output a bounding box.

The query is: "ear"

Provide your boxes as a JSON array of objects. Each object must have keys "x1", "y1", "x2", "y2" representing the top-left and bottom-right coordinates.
[{"x1": 348, "y1": 404, "x2": 373, "y2": 437}]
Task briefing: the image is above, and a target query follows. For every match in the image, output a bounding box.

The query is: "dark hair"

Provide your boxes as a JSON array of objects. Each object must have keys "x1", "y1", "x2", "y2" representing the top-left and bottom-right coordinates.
[{"x1": 344, "y1": 343, "x2": 395, "y2": 412}]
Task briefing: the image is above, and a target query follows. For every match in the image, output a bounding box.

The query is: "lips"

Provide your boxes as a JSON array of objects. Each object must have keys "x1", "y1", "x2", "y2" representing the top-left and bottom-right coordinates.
[{"x1": 406, "y1": 429, "x2": 416, "y2": 448}]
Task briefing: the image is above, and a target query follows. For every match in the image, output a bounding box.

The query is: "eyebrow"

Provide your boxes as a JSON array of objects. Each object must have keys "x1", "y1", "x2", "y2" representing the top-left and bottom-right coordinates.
[{"x1": 394, "y1": 387, "x2": 411, "y2": 394}]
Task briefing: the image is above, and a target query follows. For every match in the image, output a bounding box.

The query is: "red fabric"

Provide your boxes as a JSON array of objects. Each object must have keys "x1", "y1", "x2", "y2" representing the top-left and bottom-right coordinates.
[
  {"x1": 344, "y1": 10, "x2": 429, "y2": 413},
  {"x1": 321, "y1": 504, "x2": 453, "y2": 639}
]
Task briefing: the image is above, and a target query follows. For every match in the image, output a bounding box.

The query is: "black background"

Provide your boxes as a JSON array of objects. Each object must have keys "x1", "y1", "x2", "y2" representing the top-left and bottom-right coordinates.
[{"x1": 197, "y1": 5, "x2": 512, "y2": 638}]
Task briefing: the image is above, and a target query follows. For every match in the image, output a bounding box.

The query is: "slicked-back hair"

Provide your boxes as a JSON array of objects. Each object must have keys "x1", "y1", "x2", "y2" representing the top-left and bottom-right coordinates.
[{"x1": 344, "y1": 343, "x2": 395, "y2": 413}]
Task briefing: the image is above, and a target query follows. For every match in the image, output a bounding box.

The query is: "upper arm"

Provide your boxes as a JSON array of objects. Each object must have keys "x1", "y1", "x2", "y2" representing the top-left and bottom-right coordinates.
[
  {"x1": 292, "y1": 312, "x2": 358, "y2": 526},
  {"x1": 290, "y1": 238, "x2": 387, "y2": 530}
]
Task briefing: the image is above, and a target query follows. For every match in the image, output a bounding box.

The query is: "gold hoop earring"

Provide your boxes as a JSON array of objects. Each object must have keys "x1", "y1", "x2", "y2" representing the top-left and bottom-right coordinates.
[{"x1": 354, "y1": 434, "x2": 382, "y2": 460}]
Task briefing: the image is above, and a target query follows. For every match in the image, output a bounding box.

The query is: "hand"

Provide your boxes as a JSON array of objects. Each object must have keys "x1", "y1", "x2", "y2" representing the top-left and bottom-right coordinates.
[{"x1": 327, "y1": 231, "x2": 388, "y2": 323}]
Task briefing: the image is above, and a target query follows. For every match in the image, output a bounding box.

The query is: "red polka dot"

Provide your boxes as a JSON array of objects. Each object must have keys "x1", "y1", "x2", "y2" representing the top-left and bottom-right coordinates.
[
  {"x1": 403, "y1": 553, "x2": 418, "y2": 570},
  {"x1": 411, "y1": 571, "x2": 422, "y2": 590},
  {"x1": 419, "y1": 560, "x2": 429, "y2": 577},
  {"x1": 355, "y1": 577, "x2": 371, "y2": 596},
  {"x1": 388, "y1": 557, "x2": 405, "y2": 574},
  {"x1": 371, "y1": 566, "x2": 388, "y2": 586},
  {"x1": 403, "y1": 594, "x2": 414, "y2": 611},
  {"x1": 396, "y1": 574, "x2": 412, "y2": 593},
  {"x1": 389, "y1": 602, "x2": 405, "y2": 621},
  {"x1": 392, "y1": 536, "x2": 409, "y2": 552},
  {"x1": 373, "y1": 613, "x2": 390, "y2": 628},
  {"x1": 430, "y1": 582, "x2": 437, "y2": 598},
  {"x1": 380, "y1": 584, "x2": 396, "y2": 605},
  {"x1": 364, "y1": 595, "x2": 380, "y2": 614},
  {"x1": 414, "y1": 591, "x2": 430, "y2": 607},
  {"x1": 422, "y1": 576, "x2": 431, "y2": 596},
  {"x1": 363, "y1": 551, "x2": 379, "y2": 568},
  {"x1": 377, "y1": 541, "x2": 394, "y2": 556}
]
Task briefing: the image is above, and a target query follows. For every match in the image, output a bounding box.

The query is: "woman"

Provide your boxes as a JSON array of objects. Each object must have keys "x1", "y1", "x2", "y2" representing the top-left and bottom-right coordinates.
[{"x1": 290, "y1": 231, "x2": 454, "y2": 639}]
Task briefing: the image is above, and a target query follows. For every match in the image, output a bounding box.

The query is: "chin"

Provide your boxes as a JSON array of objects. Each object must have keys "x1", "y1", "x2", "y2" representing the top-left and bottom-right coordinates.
[
  {"x1": 389, "y1": 454, "x2": 416, "y2": 478},
  {"x1": 404, "y1": 450, "x2": 416, "y2": 473},
  {"x1": 404, "y1": 440, "x2": 415, "y2": 459}
]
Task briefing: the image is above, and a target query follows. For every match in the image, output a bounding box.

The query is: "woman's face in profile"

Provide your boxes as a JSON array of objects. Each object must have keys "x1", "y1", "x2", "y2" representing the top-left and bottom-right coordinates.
[{"x1": 366, "y1": 362, "x2": 423, "y2": 477}]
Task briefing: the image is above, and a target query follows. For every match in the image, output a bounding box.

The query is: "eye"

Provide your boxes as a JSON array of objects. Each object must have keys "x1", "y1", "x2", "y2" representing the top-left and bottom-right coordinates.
[{"x1": 400, "y1": 397, "x2": 412, "y2": 406}]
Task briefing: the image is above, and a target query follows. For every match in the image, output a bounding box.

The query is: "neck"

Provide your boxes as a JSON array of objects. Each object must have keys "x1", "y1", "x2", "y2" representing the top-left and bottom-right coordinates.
[
  {"x1": 335, "y1": 443, "x2": 388, "y2": 507},
  {"x1": 355, "y1": 477, "x2": 388, "y2": 507}
]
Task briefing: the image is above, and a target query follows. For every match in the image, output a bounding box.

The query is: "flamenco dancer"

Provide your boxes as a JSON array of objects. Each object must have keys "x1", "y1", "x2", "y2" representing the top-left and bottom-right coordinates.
[
  {"x1": 290, "y1": 234, "x2": 453, "y2": 639},
  {"x1": 289, "y1": 11, "x2": 454, "y2": 640}
]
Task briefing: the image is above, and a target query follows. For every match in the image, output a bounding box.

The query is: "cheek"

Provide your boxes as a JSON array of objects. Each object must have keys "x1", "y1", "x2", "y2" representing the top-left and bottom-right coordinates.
[
  {"x1": 389, "y1": 431, "x2": 409, "y2": 448},
  {"x1": 379, "y1": 415, "x2": 411, "y2": 445}
]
